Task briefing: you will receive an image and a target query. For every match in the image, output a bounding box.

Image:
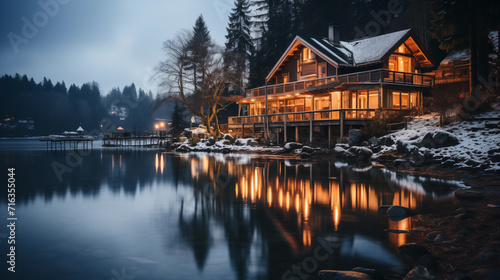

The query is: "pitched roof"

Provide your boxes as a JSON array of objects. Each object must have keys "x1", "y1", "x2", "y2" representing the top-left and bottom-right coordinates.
[{"x1": 266, "y1": 29, "x2": 434, "y2": 82}]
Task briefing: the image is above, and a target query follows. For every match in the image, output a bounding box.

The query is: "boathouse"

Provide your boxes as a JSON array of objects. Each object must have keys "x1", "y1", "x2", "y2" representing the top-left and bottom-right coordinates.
[{"x1": 228, "y1": 25, "x2": 435, "y2": 145}]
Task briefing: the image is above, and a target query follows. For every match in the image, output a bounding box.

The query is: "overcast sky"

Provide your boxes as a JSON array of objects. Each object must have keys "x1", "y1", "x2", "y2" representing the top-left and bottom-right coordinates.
[{"x1": 0, "y1": 0, "x2": 234, "y2": 95}]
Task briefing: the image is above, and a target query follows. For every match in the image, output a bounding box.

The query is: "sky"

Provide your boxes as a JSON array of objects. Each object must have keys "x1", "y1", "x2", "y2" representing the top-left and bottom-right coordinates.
[{"x1": 0, "y1": 0, "x2": 234, "y2": 95}]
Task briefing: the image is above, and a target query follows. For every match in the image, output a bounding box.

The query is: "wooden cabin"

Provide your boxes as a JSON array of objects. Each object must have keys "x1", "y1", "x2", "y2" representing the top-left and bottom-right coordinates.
[{"x1": 228, "y1": 25, "x2": 435, "y2": 145}]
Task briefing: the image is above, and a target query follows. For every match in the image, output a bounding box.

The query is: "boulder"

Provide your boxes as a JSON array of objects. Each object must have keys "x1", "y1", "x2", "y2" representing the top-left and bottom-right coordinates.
[
  {"x1": 318, "y1": 270, "x2": 374, "y2": 280},
  {"x1": 418, "y1": 130, "x2": 459, "y2": 149},
  {"x1": 347, "y1": 146, "x2": 373, "y2": 162},
  {"x1": 397, "y1": 243, "x2": 429, "y2": 260},
  {"x1": 175, "y1": 144, "x2": 190, "y2": 153},
  {"x1": 433, "y1": 233, "x2": 451, "y2": 243},
  {"x1": 404, "y1": 255, "x2": 438, "y2": 280},
  {"x1": 249, "y1": 140, "x2": 259, "y2": 147},
  {"x1": 206, "y1": 137, "x2": 216, "y2": 146},
  {"x1": 351, "y1": 268, "x2": 384, "y2": 280},
  {"x1": 473, "y1": 250, "x2": 500, "y2": 265},
  {"x1": 301, "y1": 146, "x2": 315, "y2": 154},
  {"x1": 284, "y1": 142, "x2": 303, "y2": 151},
  {"x1": 379, "y1": 136, "x2": 395, "y2": 146},
  {"x1": 299, "y1": 152, "x2": 312, "y2": 159},
  {"x1": 348, "y1": 129, "x2": 366, "y2": 146},
  {"x1": 368, "y1": 137, "x2": 378, "y2": 147},
  {"x1": 387, "y1": 206, "x2": 416, "y2": 221},
  {"x1": 223, "y1": 134, "x2": 234, "y2": 143},
  {"x1": 449, "y1": 273, "x2": 471, "y2": 280},
  {"x1": 454, "y1": 190, "x2": 484, "y2": 200},
  {"x1": 471, "y1": 269, "x2": 500, "y2": 280},
  {"x1": 426, "y1": 232, "x2": 440, "y2": 242}
]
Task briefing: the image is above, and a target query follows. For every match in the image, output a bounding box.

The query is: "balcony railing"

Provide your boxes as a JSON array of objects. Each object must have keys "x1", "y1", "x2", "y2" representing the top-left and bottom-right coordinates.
[
  {"x1": 245, "y1": 69, "x2": 434, "y2": 97},
  {"x1": 228, "y1": 108, "x2": 414, "y2": 125}
]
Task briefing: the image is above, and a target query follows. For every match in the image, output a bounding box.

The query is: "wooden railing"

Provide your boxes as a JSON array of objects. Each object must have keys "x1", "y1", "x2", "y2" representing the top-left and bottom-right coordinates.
[
  {"x1": 229, "y1": 109, "x2": 418, "y2": 125},
  {"x1": 245, "y1": 69, "x2": 434, "y2": 97}
]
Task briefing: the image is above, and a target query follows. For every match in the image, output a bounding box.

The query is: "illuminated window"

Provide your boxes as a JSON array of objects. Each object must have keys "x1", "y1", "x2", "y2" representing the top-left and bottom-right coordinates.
[
  {"x1": 368, "y1": 90, "x2": 378, "y2": 109},
  {"x1": 401, "y1": 92, "x2": 409, "y2": 109},
  {"x1": 389, "y1": 55, "x2": 412, "y2": 72},
  {"x1": 302, "y1": 48, "x2": 314, "y2": 61},
  {"x1": 392, "y1": 91, "x2": 400, "y2": 109}
]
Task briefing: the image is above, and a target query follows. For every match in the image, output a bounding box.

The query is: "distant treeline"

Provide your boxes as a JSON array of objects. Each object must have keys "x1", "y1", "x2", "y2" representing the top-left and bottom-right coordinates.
[{"x1": 0, "y1": 74, "x2": 161, "y2": 136}]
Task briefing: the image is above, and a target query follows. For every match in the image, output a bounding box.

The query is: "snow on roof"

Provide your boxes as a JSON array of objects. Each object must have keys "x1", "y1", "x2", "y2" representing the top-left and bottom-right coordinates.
[
  {"x1": 342, "y1": 29, "x2": 410, "y2": 65},
  {"x1": 441, "y1": 49, "x2": 469, "y2": 65},
  {"x1": 76, "y1": 126, "x2": 84, "y2": 132}
]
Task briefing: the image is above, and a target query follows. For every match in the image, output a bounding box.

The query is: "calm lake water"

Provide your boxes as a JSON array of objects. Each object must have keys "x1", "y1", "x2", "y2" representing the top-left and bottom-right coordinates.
[{"x1": 0, "y1": 140, "x2": 462, "y2": 280}]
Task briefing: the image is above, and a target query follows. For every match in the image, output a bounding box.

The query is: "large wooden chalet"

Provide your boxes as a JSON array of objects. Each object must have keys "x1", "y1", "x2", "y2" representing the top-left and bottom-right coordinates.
[{"x1": 228, "y1": 25, "x2": 435, "y2": 145}]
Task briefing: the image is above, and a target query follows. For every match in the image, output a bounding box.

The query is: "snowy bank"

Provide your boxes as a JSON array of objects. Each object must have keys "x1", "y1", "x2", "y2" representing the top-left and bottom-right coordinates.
[{"x1": 373, "y1": 109, "x2": 500, "y2": 174}]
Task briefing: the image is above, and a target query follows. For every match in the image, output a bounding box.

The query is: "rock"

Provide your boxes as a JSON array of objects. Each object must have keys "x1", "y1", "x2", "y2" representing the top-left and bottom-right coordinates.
[
  {"x1": 471, "y1": 269, "x2": 500, "y2": 280},
  {"x1": 175, "y1": 144, "x2": 190, "y2": 153},
  {"x1": 454, "y1": 190, "x2": 485, "y2": 200},
  {"x1": 404, "y1": 256, "x2": 437, "y2": 280},
  {"x1": 299, "y1": 152, "x2": 312, "y2": 159},
  {"x1": 394, "y1": 158, "x2": 408, "y2": 168},
  {"x1": 398, "y1": 243, "x2": 429, "y2": 260},
  {"x1": 348, "y1": 129, "x2": 366, "y2": 146},
  {"x1": 318, "y1": 270, "x2": 373, "y2": 280},
  {"x1": 351, "y1": 267, "x2": 384, "y2": 280},
  {"x1": 387, "y1": 206, "x2": 416, "y2": 221},
  {"x1": 347, "y1": 146, "x2": 373, "y2": 162},
  {"x1": 449, "y1": 273, "x2": 471, "y2": 280},
  {"x1": 222, "y1": 140, "x2": 231, "y2": 145},
  {"x1": 361, "y1": 141, "x2": 370, "y2": 146},
  {"x1": 249, "y1": 140, "x2": 259, "y2": 146},
  {"x1": 206, "y1": 137, "x2": 216, "y2": 146},
  {"x1": 473, "y1": 250, "x2": 500, "y2": 265},
  {"x1": 234, "y1": 138, "x2": 246, "y2": 146},
  {"x1": 368, "y1": 137, "x2": 378, "y2": 146},
  {"x1": 450, "y1": 208, "x2": 473, "y2": 216},
  {"x1": 418, "y1": 130, "x2": 459, "y2": 148},
  {"x1": 433, "y1": 233, "x2": 451, "y2": 243},
  {"x1": 426, "y1": 232, "x2": 440, "y2": 242},
  {"x1": 223, "y1": 134, "x2": 234, "y2": 143},
  {"x1": 301, "y1": 146, "x2": 315, "y2": 154},
  {"x1": 284, "y1": 142, "x2": 303, "y2": 151},
  {"x1": 379, "y1": 136, "x2": 395, "y2": 146}
]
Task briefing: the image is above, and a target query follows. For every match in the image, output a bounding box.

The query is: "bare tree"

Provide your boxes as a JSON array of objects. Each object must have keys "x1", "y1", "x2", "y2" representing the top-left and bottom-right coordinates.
[{"x1": 154, "y1": 31, "x2": 242, "y2": 136}]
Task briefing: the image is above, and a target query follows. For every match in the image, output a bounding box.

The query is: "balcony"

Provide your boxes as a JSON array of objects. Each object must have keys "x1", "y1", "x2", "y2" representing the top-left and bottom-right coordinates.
[
  {"x1": 245, "y1": 69, "x2": 434, "y2": 97},
  {"x1": 228, "y1": 108, "x2": 414, "y2": 126}
]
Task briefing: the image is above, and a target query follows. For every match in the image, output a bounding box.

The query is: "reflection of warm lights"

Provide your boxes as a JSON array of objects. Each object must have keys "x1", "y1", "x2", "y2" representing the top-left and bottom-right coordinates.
[
  {"x1": 389, "y1": 218, "x2": 412, "y2": 247},
  {"x1": 286, "y1": 192, "x2": 290, "y2": 211},
  {"x1": 267, "y1": 188, "x2": 272, "y2": 206},
  {"x1": 333, "y1": 205, "x2": 340, "y2": 231},
  {"x1": 295, "y1": 194, "x2": 300, "y2": 212},
  {"x1": 160, "y1": 154, "x2": 164, "y2": 174},
  {"x1": 303, "y1": 228, "x2": 311, "y2": 247},
  {"x1": 279, "y1": 189, "x2": 283, "y2": 208},
  {"x1": 304, "y1": 199, "x2": 309, "y2": 220},
  {"x1": 155, "y1": 153, "x2": 159, "y2": 174},
  {"x1": 202, "y1": 156, "x2": 209, "y2": 173},
  {"x1": 235, "y1": 183, "x2": 239, "y2": 197}
]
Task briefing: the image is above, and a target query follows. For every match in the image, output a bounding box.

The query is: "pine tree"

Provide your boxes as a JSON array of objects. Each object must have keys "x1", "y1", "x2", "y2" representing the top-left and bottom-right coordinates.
[
  {"x1": 187, "y1": 15, "x2": 213, "y2": 116},
  {"x1": 170, "y1": 102, "x2": 186, "y2": 137},
  {"x1": 225, "y1": 0, "x2": 254, "y2": 90},
  {"x1": 428, "y1": 0, "x2": 499, "y2": 94}
]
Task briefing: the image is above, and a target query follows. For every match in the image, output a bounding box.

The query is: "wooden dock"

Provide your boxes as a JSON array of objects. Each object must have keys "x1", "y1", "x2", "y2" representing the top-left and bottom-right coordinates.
[{"x1": 40, "y1": 137, "x2": 94, "y2": 151}]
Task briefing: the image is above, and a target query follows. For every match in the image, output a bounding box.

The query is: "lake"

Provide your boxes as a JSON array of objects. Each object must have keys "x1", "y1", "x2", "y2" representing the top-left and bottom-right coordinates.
[{"x1": 0, "y1": 139, "x2": 462, "y2": 280}]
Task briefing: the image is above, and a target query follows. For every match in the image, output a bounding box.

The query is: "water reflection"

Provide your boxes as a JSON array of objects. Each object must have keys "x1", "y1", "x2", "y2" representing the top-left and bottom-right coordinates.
[{"x1": 0, "y1": 147, "x2": 461, "y2": 280}]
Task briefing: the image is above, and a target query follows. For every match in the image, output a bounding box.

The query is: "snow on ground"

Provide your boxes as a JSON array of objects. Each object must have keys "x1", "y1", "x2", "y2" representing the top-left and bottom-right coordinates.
[
  {"x1": 374, "y1": 108, "x2": 500, "y2": 173},
  {"x1": 178, "y1": 137, "x2": 282, "y2": 153}
]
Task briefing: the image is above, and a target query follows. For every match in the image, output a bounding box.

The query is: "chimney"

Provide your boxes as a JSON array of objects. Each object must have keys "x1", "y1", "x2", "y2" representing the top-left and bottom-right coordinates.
[{"x1": 328, "y1": 23, "x2": 340, "y2": 44}]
